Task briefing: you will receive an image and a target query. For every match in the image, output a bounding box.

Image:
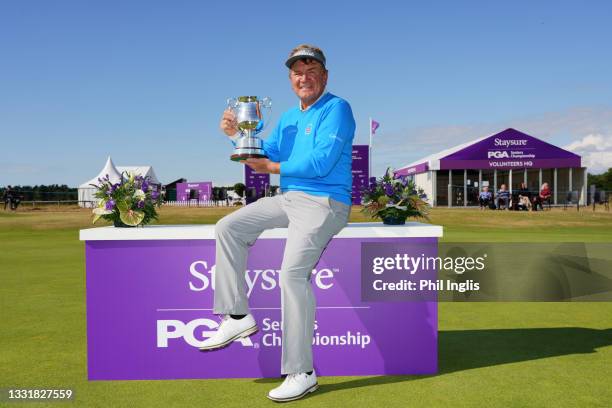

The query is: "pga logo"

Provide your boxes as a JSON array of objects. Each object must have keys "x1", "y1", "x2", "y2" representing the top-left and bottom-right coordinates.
[
  {"x1": 157, "y1": 318, "x2": 253, "y2": 348},
  {"x1": 487, "y1": 151, "x2": 509, "y2": 159}
]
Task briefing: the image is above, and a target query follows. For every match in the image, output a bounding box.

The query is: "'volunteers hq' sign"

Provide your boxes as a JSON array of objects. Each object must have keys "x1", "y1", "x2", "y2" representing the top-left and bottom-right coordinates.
[{"x1": 84, "y1": 237, "x2": 438, "y2": 380}]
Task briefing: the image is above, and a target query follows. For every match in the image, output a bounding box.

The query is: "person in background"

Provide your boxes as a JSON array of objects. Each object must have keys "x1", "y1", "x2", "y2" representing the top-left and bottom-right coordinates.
[
  {"x1": 516, "y1": 182, "x2": 531, "y2": 211},
  {"x1": 3, "y1": 185, "x2": 14, "y2": 211},
  {"x1": 496, "y1": 184, "x2": 510, "y2": 210},
  {"x1": 12, "y1": 192, "x2": 22, "y2": 210},
  {"x1": 478, "y1": 186, "x2": 493, "y2": 210},
  {"x1": 533, "y1": 182, "x2": 551, "y2": 211}
]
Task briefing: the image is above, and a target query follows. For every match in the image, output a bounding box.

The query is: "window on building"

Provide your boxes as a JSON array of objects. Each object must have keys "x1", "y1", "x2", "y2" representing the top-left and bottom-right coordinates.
[
  {"x1": 436, "y1": 170, "x2": 449, "y2": 206},
  {"x1": 466, "y1": 169, "x2": 479, "y2": 206}
]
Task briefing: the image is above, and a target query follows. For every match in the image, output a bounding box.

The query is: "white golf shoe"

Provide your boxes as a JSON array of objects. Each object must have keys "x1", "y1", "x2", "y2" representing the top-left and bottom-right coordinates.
[
  {"x1": 198, "y1": 314, "x2": 258, "y2": 351},
  {"x1": 267, "y1": 371, "x2": 318, "y2": 402}
]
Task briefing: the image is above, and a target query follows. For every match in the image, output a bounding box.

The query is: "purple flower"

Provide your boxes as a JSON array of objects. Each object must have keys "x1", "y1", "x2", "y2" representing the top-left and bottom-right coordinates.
[
  {"x1": 384, "y1": 183, "x2": 394, "y2": 196},
  {"x1": 141, "y1": 181, "x2": 149, "y2": 192},
  {"x1": 105, "y1": 200, "x2": 116, "y2": 210},
  {"x1": 137, "y1": 200, "x2": 145, "y2": 209},
  {"x1": 151, "y1": 190, "x2": 159, "y2": 200}
]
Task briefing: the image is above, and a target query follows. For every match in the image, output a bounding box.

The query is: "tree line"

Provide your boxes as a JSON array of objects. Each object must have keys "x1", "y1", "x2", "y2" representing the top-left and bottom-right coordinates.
[
  {"x1": 0, "y1": 185, "x2": 78, "y2": 201},
  {"x1": 587, "y1": 168, "x2": 612, "y2": 191},
  {"x1": 1, "y1": 183, "x2": 281, "y2": 202}
]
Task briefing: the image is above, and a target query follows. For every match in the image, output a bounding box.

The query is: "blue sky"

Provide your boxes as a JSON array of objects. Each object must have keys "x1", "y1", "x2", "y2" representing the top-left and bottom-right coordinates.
[{"x1": 2, "y1": 1, "x2": 612, "y2": 187}]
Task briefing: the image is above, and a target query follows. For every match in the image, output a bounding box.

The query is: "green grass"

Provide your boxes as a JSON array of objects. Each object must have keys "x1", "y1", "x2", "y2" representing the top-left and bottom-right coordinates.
[{"x1": 1, "y1": 206, "x2": 611, "y2": 407}]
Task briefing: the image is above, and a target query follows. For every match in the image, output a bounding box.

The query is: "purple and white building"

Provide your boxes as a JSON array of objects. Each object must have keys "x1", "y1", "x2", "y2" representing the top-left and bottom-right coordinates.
[
  {"x1": 176, "y1": 182, "x2": 213, "y2": 201},
  {"x1": 395, "y1": 128, "x2": 586, "y2": 207}
]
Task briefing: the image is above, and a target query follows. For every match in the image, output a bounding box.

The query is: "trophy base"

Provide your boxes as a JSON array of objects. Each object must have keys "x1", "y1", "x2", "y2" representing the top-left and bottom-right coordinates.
[{"x1": 231, "y1": 153, "x2": 268, "y2": 162}]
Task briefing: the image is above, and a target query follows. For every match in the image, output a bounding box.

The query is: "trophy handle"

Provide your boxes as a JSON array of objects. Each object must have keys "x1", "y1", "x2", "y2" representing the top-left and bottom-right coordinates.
[
  {"x1": 226, "y1": 97, "x2": 239, "y2": 109},
  {"x1": 256, "y1": 97, "x2": 272, "y2": 135},
  {"x1": 226, "y1": 97, "x2": 244, "y2": 137}
]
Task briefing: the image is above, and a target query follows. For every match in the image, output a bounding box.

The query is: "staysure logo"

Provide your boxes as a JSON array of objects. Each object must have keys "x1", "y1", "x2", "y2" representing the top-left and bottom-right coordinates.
[
  {"x1": 157, "y1": 318, "x2": 253, "y2": 348},
  {"x1": 494, "y1": 138, "x2": 527, "y2": 147},
  {"x1": 188, "y1": 261, "x2": 337, "y2": 296}
]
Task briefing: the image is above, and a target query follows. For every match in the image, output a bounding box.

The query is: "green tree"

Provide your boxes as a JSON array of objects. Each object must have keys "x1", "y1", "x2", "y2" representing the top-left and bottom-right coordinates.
[
  {"x1": 233, "y1": 183, "x2": 246, "y2": 198},
  {"x1": 587, "y1": 168, "x2": 612, "y2": 190}
]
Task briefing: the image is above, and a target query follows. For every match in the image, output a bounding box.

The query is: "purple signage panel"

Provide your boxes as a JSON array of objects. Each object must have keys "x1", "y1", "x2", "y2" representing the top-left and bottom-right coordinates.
[
  {"x1": 440, "y1": 128, "x2": 581, "y2": 170},
  {"x1": 244, "y1": 166, "x2": 270, "y2": 202},
  {"x1": 85, "y1": 237, "x2": 438, "y2": 380},
  {"x1": 352, "y1": 145, "x2": 369, "y2": 205},
  {"x1": 176, "y1": 182, "x2": 213, "y2": 201}
]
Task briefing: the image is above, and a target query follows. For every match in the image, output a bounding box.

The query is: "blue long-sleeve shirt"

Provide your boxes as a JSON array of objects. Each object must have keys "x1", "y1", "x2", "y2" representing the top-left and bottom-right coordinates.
[
  {"x1": 263, "y1": 92, "x2": 356, "y2": 205},
  {"x1": 497, "y1": 190, "x2": 510, "y2": 199},
  {"x1": 479, "y1": 191, "x2": 492, "y2": 200}
]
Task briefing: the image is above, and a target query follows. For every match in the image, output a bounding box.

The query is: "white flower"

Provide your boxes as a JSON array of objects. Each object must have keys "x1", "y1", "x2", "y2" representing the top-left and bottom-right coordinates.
[
  {"x1": 133, "y1": 189, "x2": 146, "y2": 200},
  {"x1": 93, "y1": 207, "x2": 113, "y2": 215}
]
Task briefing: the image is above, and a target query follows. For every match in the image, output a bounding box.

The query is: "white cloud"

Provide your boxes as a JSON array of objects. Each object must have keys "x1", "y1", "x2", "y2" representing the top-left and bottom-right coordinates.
[
  {"x1": 563, "y1": 134, "x2": 612, "y2": 152},
  {"x1": 563, "y1": 133, "x2": 612, "y2": 174}
]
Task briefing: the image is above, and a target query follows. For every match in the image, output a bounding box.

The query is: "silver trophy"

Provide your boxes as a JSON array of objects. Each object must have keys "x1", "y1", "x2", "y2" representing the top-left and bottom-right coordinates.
[{"x1": 227, "y1": 96, "x2": 272, "y2": 161}]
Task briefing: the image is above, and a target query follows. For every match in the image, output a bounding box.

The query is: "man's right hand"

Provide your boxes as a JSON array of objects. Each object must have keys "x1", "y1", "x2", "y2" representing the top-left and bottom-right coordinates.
[{"x1": 220, "y1": 108, "x2": 239, "y2": 137}]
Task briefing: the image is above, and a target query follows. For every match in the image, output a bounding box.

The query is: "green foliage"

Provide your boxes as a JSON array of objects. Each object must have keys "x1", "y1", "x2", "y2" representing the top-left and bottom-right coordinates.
[
  {"x1": 233, "y1": 182, "x2": 246, "y2": 198},
  {"x1": 587, "y1": 168, "x2": 612, "y2": 191},
  {"x1": 0, "y1": 184, "x2": 77, "y2": 201}
]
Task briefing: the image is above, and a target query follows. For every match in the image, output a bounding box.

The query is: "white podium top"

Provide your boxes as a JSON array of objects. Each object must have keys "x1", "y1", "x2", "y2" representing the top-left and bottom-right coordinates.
[{"x1": 79, "y1": 222, "x2": 443, "y2": 241}]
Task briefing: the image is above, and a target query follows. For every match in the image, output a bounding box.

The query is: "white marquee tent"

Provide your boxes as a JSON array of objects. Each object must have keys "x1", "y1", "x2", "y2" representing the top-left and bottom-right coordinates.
[{"x1": 78, "y1": 157, "x2": 161, "y2": 208}]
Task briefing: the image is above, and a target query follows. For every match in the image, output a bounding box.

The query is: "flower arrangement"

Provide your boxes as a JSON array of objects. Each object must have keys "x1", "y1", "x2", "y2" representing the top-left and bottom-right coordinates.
[
  {"x1": 361, "y1": 168, "x2": 430, "y2": 225},
  {"x1": 92, "y1": 173, "x2": 162, "y2": 227}
]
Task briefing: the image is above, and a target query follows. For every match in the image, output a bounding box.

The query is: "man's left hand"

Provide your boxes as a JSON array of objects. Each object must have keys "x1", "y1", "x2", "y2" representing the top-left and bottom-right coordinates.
[{"x1": 242, "y1": 158, "x2": 280, "y2": 174}]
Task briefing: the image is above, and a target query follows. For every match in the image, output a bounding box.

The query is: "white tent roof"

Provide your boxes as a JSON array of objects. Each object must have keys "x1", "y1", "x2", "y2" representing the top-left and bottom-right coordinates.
[
  {"x1": 79, "y1": 158, "x2": 161, "y2": 189},
  {"x1": 79, "y1": 156, "x2": 123, "y2": 188},
  {"x1": 116, "y1": 166, "x2": 160, "y2": 185}
]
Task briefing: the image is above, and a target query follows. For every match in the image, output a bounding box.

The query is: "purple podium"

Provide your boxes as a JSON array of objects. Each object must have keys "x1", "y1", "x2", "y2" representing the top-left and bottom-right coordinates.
[{"x1": 79, "y1": 222, "x2": 443, "y2": 380}]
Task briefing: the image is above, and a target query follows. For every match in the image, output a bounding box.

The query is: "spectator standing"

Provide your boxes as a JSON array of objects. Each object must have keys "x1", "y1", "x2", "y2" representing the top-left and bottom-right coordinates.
[{"x1": 3, "y1": 185, "x2": 14, "y2": 211}]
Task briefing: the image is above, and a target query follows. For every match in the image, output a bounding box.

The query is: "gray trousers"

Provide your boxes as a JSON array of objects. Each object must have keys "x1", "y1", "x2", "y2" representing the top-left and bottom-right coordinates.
[{"x1": 213, "y1": 191, "x2": 350, "y2": 374}]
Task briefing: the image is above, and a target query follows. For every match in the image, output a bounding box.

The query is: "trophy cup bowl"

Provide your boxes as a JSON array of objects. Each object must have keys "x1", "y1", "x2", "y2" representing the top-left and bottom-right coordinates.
[{"x1": 228, "y1": 96, "x2": 272, "y2": 162}]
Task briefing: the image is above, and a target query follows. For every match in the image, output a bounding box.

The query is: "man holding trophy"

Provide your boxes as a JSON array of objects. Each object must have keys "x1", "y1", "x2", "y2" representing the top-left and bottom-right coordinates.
[{"x1": 199, "y1": 44, "x2": 356, "y2": 402}]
